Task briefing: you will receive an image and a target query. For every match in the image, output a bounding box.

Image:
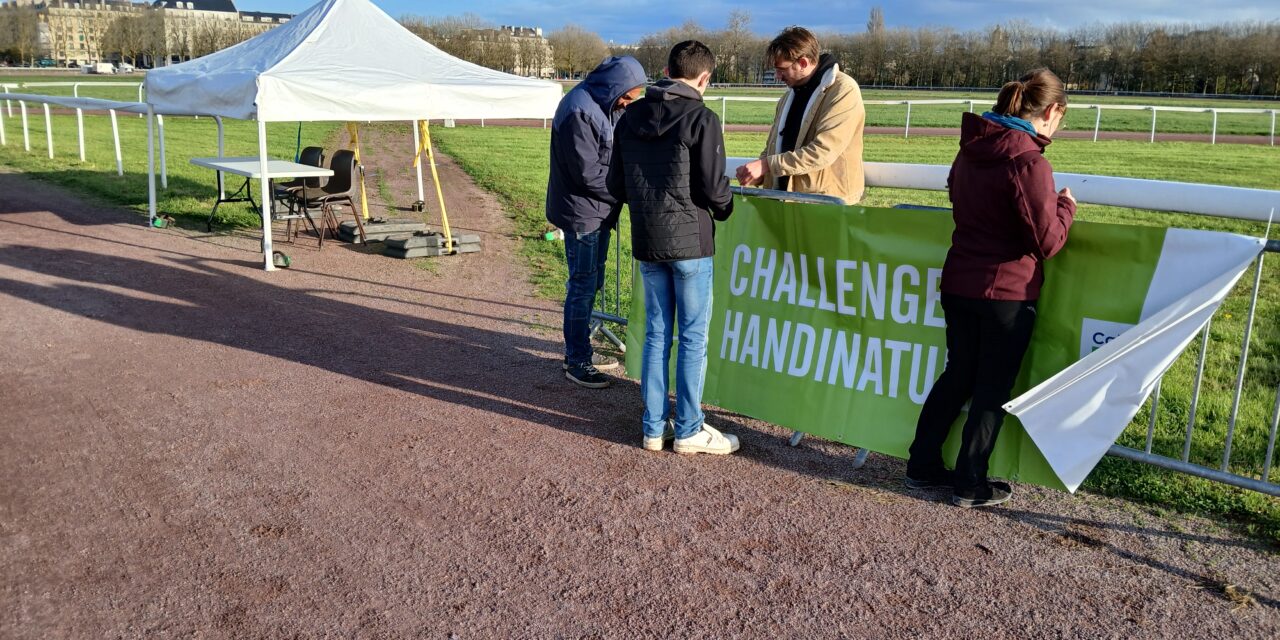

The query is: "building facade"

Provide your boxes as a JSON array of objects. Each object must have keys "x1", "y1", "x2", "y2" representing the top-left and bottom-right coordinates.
[
  {"x1": 462, "y1": 25, "x2": 554, "y2": 78},
  {"x1": 0, "y1": 0, "x2": 290, "y2": 67}
]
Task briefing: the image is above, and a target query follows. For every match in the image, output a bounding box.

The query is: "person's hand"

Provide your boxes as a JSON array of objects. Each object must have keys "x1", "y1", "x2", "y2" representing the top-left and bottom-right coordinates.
[
  {"x1": 736, "y1": 159, "x2": 766, "y2": 187},
  {"x1": 1059, "y1": 187, "x2": 1076, "y2": 205}
]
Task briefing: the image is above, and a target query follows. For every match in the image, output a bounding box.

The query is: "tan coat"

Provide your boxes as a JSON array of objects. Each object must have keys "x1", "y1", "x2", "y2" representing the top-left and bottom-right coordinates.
[{"x1": 760, "y1": 65, "x2": 865, "y2": 204}]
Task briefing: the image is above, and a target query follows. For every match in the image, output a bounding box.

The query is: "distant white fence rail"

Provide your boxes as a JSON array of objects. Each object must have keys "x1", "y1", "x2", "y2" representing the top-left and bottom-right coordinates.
[
  {"x1": 0, "y1": 92, "x2": 167, "y2": 187},
  {"x1": 711, "y1": 96, "x2": 1279, "y2": 145}
]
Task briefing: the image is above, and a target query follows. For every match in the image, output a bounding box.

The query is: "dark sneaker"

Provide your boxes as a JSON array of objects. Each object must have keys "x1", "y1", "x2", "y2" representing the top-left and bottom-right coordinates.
[
  {"x1": 565, "y1": 363, "x2": 612, "y2": 389},
  {"x1": 904, "y1": 468, "x2": 954, "y2": 490},
  {"x1": 563, "y1": 353, "x2": 620, "y2": 371},
  {"x1": 951, "y1": 481, "x2": 1013, "y2": 508}
]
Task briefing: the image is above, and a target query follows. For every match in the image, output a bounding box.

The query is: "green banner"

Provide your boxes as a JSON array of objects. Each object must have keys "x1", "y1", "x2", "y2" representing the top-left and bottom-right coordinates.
[{"x1": 627, "y1": 196, "x2": 1167, "y2": 489}]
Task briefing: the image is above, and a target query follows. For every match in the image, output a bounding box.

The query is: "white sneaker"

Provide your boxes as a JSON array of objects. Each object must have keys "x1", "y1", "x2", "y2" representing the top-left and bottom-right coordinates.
[
  {"x1": 642, "y1": 420, "x2": 675, "y2": 451},
  {"x1": 673, "y1": 424, "x2": 740, "y2": 455}
]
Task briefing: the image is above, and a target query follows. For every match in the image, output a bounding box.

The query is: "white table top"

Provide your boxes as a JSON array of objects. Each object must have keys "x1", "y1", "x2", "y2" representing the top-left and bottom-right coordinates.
[{"x1": 190, "y1": 156, "x2": 334, "y2": 179}]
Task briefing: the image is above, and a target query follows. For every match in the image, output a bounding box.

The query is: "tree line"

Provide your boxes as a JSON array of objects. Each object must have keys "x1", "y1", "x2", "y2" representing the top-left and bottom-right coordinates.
[{"x1": 404, "y1": 9, "x2": 1280, "y2": 96}]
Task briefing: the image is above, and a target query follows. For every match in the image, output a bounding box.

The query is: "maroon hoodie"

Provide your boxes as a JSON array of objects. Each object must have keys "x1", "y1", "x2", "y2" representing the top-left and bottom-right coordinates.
[{"x1": 941, "y1": 112, "x2": 1076, "y2": 301}]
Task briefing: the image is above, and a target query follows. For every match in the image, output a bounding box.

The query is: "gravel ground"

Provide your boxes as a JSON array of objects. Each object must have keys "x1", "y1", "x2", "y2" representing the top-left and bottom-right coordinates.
[{"x1": 0, "y1": 127, "x2": 1277, "y2": 638}]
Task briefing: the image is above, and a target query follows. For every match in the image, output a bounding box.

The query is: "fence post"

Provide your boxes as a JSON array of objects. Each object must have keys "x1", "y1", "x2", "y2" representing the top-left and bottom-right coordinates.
[
  {"x1": 73, "y1": 83, "x2": 80, "y2": 98},
  {"x1": 480, "y1": 118, "x2": 485, "y2": 128},
  {"x1": 76, "y1": 108, "x2": 85, "y2": 161},
  {"x1": 1210, "y1": 109, "x2": 1218, "y2": 145},
  {"x1": 721, "y1": 96, "x2": 727, "y2": 134},
  {"x1": 967, "y1": 100, "x2": 975, "y2": 113},
  {"x1": 904, "y1": 102, "x2": 912, "y2": 139},
  {"x1": 0, "y1": 101, "x2": 6, "y2": 146},
  {"x1": 1271, "y1": 110, "x2": 1276, "y2": 147},
  {"x1": 1093, "y1": 105, "x2": 1102, "y2": 142},
  {"x1": 19, "y1": 100, "x2": 30, "y2": 152},
  {"x1": 1149, "y1": 107, "x2": 1157, "y2": 143},
  {"x1": 42, "y1": 103, "x2": 53, "y2": 159},
  {"x1": 109, "y1": 109, "x2": 123, "y2": 177},
  {"x1": 157, "y1": 114, "x2": 167, "y2": 189},
  {"x1": 137, "y1": 84, "x2": 144, "y2": 118}
]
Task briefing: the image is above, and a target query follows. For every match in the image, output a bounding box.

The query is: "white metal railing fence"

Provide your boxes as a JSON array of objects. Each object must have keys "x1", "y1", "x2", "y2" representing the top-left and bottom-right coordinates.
[{"x1": 709, "y1": 96, "x2": 1279, "y2": 146}]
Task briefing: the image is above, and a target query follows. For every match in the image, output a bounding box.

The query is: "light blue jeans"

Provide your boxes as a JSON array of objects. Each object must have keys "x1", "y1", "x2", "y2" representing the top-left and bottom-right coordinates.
[{"x1": 639, "y1": 257, "x2": 714, "y2": 440}]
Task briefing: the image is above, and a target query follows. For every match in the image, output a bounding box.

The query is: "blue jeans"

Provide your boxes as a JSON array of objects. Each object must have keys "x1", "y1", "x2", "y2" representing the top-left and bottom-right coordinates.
[
  {"x1": 562, "y1": 227, "x2": 610, "y2": 366},
  {"x1": 639, "y1": 257, "x2": 714, "y2": 440}
]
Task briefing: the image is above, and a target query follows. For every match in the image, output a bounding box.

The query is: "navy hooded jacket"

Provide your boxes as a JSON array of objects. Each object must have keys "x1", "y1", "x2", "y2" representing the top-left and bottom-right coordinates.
[{"x1": 546, "y1": 56, "x2": 647, "y2": 234}]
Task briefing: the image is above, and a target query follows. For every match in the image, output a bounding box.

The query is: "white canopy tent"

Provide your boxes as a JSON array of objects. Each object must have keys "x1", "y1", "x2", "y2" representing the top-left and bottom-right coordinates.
[{"x1": 144, "y1": 0, "x2": 561, "y2": 270}]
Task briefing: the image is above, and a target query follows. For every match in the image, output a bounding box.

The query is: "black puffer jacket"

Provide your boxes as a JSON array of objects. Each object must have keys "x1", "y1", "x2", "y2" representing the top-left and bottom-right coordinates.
[{"x1": 607, "y1": 80, "x2": 733, "y2": 263}]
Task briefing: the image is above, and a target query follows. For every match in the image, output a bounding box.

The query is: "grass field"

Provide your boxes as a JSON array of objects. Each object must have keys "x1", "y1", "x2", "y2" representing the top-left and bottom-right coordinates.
[
  {"x1": 421, "y1": 124, "x2": 1280, "y2": 542},
  {"x1": 1, "y1": 106, "x2": 1278, "y2": 541}
]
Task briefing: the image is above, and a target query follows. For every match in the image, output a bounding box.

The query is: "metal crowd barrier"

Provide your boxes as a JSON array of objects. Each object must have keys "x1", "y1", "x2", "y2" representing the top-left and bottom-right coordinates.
[{"x1": 590, "y1": 160, "x2": 1280, "y2": 495}]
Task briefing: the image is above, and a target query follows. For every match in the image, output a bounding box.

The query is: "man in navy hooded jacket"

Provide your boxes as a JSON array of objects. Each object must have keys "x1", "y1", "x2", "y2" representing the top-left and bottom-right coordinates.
[{"x1": 546, "y1": 56, "x2": 646, "y2": 389}]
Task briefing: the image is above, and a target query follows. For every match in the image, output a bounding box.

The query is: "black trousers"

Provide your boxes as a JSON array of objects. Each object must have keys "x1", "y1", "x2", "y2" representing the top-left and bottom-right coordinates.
[{"x1": 907, "y1": 294, "x2": 1038, "y2": 491}]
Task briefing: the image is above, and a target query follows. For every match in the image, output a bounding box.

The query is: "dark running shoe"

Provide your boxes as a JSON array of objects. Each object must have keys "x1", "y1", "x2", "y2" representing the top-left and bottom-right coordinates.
[
  {"x1": 565, "y1": 363, "x2": 612, "y2": 389},
  {"x1": 951, "y1": 481, "x2": 1013, "y2": 508},
  {"x1": 562, "y1": 353, "x2": 620, "y2": 371},
  {"x1": 904, "y1": 468, "x2": 955, "y2": 490}
]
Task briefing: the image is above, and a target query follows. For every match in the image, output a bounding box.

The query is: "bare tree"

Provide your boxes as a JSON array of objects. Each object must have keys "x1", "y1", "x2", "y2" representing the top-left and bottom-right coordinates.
[{"x1": 548, "y1": 24, "x2": 608, "y2": 79}]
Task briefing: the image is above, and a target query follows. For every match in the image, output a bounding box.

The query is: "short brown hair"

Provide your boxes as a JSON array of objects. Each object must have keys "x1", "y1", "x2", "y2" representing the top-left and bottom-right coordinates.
[
  {"x1": 767, "y1": 27, "x2": 820, "y2": 65},
  {"x1": 668, "y1": 40, "x2": 715, "y2": 80},
  {"x1": 993, "y1": 68, "x2": 1068, "y2": 120}
]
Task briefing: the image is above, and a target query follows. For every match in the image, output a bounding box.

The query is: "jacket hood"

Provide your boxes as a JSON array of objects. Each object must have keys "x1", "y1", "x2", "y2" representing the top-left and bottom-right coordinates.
[
  {"x1": 626, "y1": 79, "x2": 705, "y2": 138},
  {"x1": 958, "y1": 111, "x2": 1050, "y2": 164},
  {"x1": 580, "y1": 56, "x2": 648, "y2": 112}
]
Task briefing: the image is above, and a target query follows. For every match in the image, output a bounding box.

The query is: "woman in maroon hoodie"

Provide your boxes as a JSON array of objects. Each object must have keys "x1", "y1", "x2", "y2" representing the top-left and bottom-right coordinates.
[{"x1": 905, "y1": 69, "x2": 1076, "y2": 508}]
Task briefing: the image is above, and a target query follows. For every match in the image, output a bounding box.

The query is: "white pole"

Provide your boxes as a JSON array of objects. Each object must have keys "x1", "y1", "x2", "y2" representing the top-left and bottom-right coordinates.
[
  {"x1": 481, "y1": 118, "x2": 485, "y2": 128},
  {"x1": 147, "y1": 105, "x2": 156, "y2": 226},
  {"x1": 109, "y1": 109, "x2": 123, "y2": 176},
  {"x1": 967, "y1": 100, "x2": 975, "y2": 113},
  {"x1": 257, "y1": 119, "x2": 275, "y2": 271},
  {"x1": 76, "y1": 108, "x2": 85, "y2": 161},
  {"x1": 412, "y1": 120, "x2": 425, "y2": 204},
  {"x1": 903, "y1": 102, "x2": 912, "y2": 139},
  {"x1": 137, "y1": 84, "x2": 144, "y2": 118},
  {"x1": 73, "y1": 82, "x2": 80, "y2": 98},
  {"x1": 42, "y1": 103, "x2": 53, "y2": 159},
  {"x1": 721, "y1": 96, "x2": 727, "y2": 134},
  {"x1": 1093, "y1": 106, "x2": 1102, "y2": 142},
  {"x1": 1271, "y1": 110, "x2": 1276, "y2": 147},
  {"x1": 0, "y1": 103, "x2": 6, "y2": 146},
  {"x1": 157, "y1": 114, "x2": 167, "y2": 189},
  {"x1": 20, "y1": 101, "x2": 30, "y2": 152},
  {"x1": 1149, "y1": 107, "x2": 1157, "y2": 143},
  {"x1": 215, "y1": 116, "x2": 225, "y2": 199},
  {"x1": 1211, "y1": 109, "x2": 1218, "y2": 145}
]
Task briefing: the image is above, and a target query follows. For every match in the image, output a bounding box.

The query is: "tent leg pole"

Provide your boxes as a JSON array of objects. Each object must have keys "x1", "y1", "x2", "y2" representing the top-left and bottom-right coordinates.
[
  {"x1": 158, "y1": 114, "x2": 168, "y2": 189},
  {"x1": 258, "y1": 120, "x2": 275, "y2": 271},
  {"x1": 412, "y1": 120, "x2": 425, "y2": 205},
  {"x1": 215, "y1": 116, "x2": 225, "y2": 199},
  {"x1": 147, "y1": 106, "x2": 157, "y2": 226}
]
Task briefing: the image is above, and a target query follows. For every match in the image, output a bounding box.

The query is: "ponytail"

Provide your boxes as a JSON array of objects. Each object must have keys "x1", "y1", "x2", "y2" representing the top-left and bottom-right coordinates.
[{"x1": 992, "y1": 69, "x2": 1067, "y2": 120}]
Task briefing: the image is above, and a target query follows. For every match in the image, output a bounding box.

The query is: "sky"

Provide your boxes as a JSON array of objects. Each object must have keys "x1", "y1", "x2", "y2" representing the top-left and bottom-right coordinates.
[{"x1": 253, "y1": 0, "x2": 1277, "y2": 44}]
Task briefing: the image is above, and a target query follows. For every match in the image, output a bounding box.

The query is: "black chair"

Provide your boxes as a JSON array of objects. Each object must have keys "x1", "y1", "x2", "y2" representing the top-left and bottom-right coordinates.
[
  {"x1": 273, "y1": 146, "x2": 325, "y2": 243},
  {"x1": 301, "y1": 149, "x2": 364, "y2": 246}
]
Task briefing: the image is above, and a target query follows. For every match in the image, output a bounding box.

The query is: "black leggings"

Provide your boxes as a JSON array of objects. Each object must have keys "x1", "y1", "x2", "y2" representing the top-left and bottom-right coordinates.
[{"x1": 907, "y1": 294, "x2": 1038, "y2": 491}]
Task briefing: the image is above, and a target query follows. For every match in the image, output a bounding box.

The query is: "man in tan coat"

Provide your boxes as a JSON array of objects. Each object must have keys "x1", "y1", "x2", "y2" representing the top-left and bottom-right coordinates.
[{"x1": 736, "y1": 27, "x2": 865, "y2": 204}]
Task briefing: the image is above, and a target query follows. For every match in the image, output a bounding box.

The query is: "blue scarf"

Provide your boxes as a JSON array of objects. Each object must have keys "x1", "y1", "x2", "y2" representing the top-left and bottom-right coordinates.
[{"x1": 982, "y1": 111, "x2": 1038, "y2": 137}]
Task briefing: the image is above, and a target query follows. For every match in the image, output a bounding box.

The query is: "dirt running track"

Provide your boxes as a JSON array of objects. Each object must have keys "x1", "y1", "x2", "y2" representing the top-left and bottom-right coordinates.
[{"x1": 1, "y1": 129, "x2": 1278, "y2": 637}]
